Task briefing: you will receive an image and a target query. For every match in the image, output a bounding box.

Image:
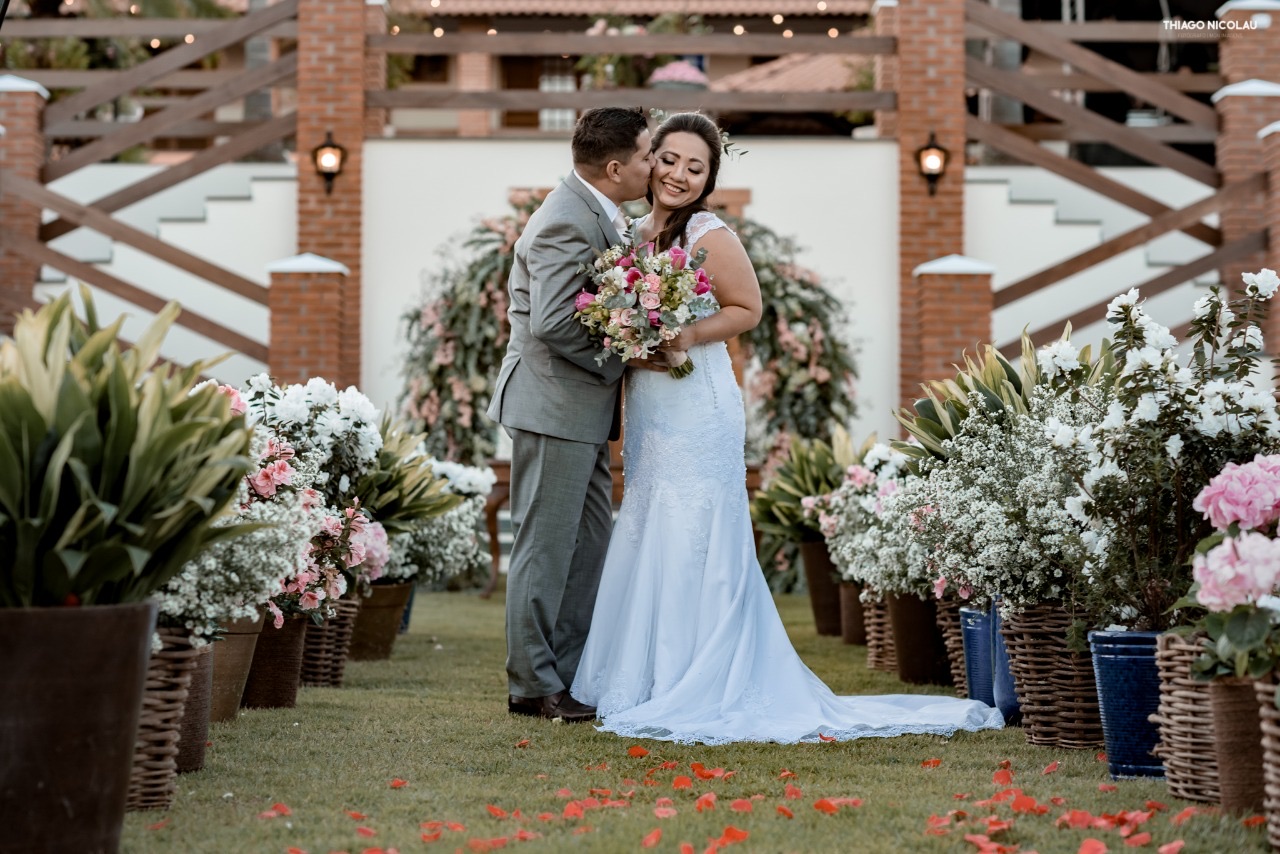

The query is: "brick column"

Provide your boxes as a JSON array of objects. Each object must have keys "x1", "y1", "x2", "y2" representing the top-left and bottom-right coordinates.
[
  {"x1": 364, "y1": 0, "x2": 388, "y2": 139},
  {"x1": 895, "y1": 0, "x2": 967, "y2": 411},
  {"x1": 297, "y1": 0, "x2": 365, "y2": 388},
  {"x1": 267, "y1": 253, "x2": 349, "y2": 384},
  {"x1": 872, "y1": 0, "x2": 897, "y2": 139},
  {"x1": 913, "y1": 255, "x2": 994, "y2": 386},
  {"x1": 1260, "y1": 122, "x2": 1280, "y2": 353},
  {"x1": 0, "y1": 75, "x2": 49, "y2": 335},
  {"x1": 1213, "y1": 4, "x2": 1280, "y2": 295},
  {"x1": 456, "y1": 17, "x2": 494, "y2": 137}
]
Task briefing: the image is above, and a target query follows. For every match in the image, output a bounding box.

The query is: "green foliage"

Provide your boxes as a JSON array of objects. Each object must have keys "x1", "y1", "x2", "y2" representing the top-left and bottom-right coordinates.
[
  {"x1": 1192, "y1": 605, "x2": 1280, "y2": 683},
  {"x1": 351, "y1": 415, "x2": 462, "y2": 535},
  {"x1": 576, "y1": 13, "x2": 710, "y2": 89},
  {"x1": 0, "y1": 287, "x2": 254, "y2": 607},
  {"x1": 750, "y1": 427, "x2": 855, "y2": 565}
]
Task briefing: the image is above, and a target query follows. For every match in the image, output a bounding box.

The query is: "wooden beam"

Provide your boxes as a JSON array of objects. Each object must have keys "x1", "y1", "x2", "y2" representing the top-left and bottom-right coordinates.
[
  {"x1": 994, "y1": 175, "x2": 1264, "y2": 309},
  {"x1": 964, "y1": 20, "x2": 1220, "y2": 43},
  {"x1": 0, "y1": 232, "x2": 268, "y2": 362},
  {"x1": 967, "y1": 1, "x2": 1218, "y2": 129},
  {"x1": 40, "y1": 114, "x2": 296, "y2": 242},
  {"x1": 13, "y1": 69, "x2": 241, "y2": 91},
  {"x1": 3, "y1": 174, "x2": 270, "y2": 307},
  {"x1": 1006, "y1": 231, "x2": 1268, "y2": 354},
  {"x1": 43, "y1": 0, "x2": 298, "y2": 128},
  {"x1": 1006, "y1": 122, "x2": 1217, "y2": 144},
  {"x1": 966, "y1": 116, "x2": 1221, "y2": 246},
  {"x1": 369, "y1": 88, "x2": 896, "y2": 112},
  {"x1": 368, "y1": 32, "x2": 896, "y2": 57},
  {"x1": 44, "y1": 53, "x2": 297, "y2": 182},
  {"x1": 966, "y1": 58, "x2": 1220, "y2": 187},
  {"x1": 0, "y1": 18, "x2": 295, "y2": 38},
  {"x1": 1011, "y1": 72, "x2": 1225, "y2": 95},
  {"x1": 45, "y1": 119, "x2": 266, "y2": 139}
]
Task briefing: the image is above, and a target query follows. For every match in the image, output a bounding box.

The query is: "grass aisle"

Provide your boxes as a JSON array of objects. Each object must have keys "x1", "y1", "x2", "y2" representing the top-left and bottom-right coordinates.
[{"x1": 121, "y1": 590, "x2": 1266, "y2": 854}]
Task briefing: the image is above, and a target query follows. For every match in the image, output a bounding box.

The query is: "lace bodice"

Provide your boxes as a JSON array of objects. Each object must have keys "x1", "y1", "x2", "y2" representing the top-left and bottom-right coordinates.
[{"x1": 633, "y1": 210, "x2": 731, "y2": 250}]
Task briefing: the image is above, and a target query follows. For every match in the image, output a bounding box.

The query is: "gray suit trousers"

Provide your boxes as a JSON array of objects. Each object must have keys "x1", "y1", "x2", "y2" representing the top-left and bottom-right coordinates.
[{"x1": 505, "y1": 425, "x2": 613, "y2": 698}]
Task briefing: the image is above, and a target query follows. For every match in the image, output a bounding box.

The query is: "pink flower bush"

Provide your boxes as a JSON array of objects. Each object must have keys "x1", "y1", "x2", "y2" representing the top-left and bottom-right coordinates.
[
  {"x1": 1193, "y1": 532, "x2": 1280, "y2": 611},
  {"x1": 1193, "y1": 454, "x2": 1280, "y2": 532}
]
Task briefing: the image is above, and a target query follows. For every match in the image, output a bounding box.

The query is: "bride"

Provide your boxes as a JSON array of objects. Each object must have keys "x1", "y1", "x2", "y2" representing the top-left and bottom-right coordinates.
[{"x1": 569, "y1": 112, "x2": 1004, "y2": 744}]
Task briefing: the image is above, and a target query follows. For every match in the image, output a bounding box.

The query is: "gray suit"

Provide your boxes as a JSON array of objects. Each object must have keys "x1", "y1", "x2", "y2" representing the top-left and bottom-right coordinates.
[{"x1": 487, "y1": 172, "x2": 627, "y2": 699}]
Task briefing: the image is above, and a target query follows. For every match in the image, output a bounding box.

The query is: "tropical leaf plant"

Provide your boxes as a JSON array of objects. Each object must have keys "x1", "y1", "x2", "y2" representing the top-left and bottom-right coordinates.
[
  {"x1": 0, "y1": 287, "x2": 255, "y2": 607},
  {"x1": 750, "y1": 426, "x2": 856, "y2": 559},
  {"x1": 351, "y1": 415, "x2": 462, "y2": 536}
]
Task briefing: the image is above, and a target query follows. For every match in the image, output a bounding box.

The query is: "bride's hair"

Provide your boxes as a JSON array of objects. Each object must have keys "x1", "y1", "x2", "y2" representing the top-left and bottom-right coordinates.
[{"x1": 646, "y1": 112, "x2": 723, "y2": 252}]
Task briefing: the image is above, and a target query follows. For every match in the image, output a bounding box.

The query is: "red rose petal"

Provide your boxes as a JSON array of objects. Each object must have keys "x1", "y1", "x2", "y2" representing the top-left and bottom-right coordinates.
[
  {"x1": 356, "y1": 827, "x2": 376, "y2": 838},
  {"x1": 514, "y1": 740, "x2": 530, "y2": 749},
  {"x1": 629, "y1": 746, "x2": 650, "y2": 758},
  {"x1": 921, "y1": 758, "x2": 942, "y2": 769},
  {"x1": 1042, "y1": 761, "x2": 1060, "y2": 775},
  {"x1": 641, "y1": 828, "x2": 662, "y2": 848},
  {"x1": 784, "y1": 783, "x2": 803, "y2": 800},
  {"x1": 992, "y1": 769, "x2": 1014, "y2": 786},
  {"x1": 1157, "y1": 843, "x2": 1184, "y2": 854},
  {"x1": 730, "y1": 799, "x2": 753, "y2": 813},
  {"x1": 672, "y1": 776, "x2": 693, "y2": 790},
  {"x1": 776, "y1": 805, "x2": 794, "y2": 819},
  {"x1": 778, "y1": 769, "x2": 798, "y2": 779},
  {"x1": 389, "y1": 779, "x2": 407, "y2": 789}
]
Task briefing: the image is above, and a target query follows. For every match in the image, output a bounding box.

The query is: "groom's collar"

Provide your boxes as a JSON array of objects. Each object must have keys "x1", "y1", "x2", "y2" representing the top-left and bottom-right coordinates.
[{"x1": 570, "y1": 169, "x2": 621, "y2": 223}]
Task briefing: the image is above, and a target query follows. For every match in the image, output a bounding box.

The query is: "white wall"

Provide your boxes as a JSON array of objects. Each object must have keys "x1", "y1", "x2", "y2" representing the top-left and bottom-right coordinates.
[{"x1": 362, "y1": 137, "x2": 901, "y2": 445}]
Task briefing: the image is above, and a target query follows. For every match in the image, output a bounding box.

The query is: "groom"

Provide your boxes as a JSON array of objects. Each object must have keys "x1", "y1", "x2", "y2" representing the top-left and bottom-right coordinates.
[{"x1": 488, "y1": 107, "x2": 657, "y2": 722}]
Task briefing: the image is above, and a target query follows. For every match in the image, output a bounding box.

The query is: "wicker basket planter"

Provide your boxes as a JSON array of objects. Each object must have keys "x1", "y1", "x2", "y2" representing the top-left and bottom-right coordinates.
[
  {"x1": 1150, "y1": 632, "x2": 1220, "y2": 804},
  {"x1": 1000, "y1": 604, "x2": 1103, "y2": 749},
  {"x1": 936, "y1": 596, "x2": 968, "y2": 698},
  {"x1": 301, "y1": 597, "x2": 362, "y2": 687},
  {"x1": 865, "y1": 594, "x2": 897, "y2": 673},
  {"x1": 1253, "y1": 676, "x2": 1280, "y2": 850},
  {"x1": 127, "y1": 628, "x2": 200, "y2": 812},
  {"x1": 241, "y1": 616, "x2": 309, "y2": 709},
  {"x1": 1211, "y1": 677, "x2": 1264, "y2": 815}
]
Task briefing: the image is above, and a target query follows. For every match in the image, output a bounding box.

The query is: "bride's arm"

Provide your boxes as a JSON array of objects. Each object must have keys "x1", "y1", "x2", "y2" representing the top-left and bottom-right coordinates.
[{"x1": 670, "y1": 227, "x2": 762, "y2": 347}]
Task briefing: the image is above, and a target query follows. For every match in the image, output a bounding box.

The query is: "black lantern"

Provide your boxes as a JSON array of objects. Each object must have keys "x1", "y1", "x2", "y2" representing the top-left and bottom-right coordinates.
[
  {"x1": 915, "y1": 131, "x2": 949, "y2": 196},
  {"x1": 311, "y1": 131, "x2": 346, "y2": 195}
]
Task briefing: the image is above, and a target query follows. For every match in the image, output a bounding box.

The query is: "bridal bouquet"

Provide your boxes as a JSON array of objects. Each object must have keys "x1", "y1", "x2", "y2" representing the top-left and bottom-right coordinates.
[{"x1": 574, "y1": 241, "x2": 715, "y2": 379}]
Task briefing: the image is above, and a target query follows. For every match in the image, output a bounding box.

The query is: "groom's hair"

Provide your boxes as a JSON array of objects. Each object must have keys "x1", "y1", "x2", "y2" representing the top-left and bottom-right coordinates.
[{"x1": 572, "y1": 107, "x2": 648, "y2": 173}]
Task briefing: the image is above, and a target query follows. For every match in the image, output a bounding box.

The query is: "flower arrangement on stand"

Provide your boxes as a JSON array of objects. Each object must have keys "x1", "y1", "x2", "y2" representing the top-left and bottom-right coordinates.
[{"x1": 576, "y1": 13, "x2": 709, "y2": 90}]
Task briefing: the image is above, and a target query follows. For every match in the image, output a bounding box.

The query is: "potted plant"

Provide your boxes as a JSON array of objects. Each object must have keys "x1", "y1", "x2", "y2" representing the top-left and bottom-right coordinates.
[
  {"x1": 347, "y1": 416, "x2": 460, "y2": 660},
  {"x1": 1052, "y1": 274, "x2": 1280, "y2": 777},
  {"x1": 0, "y1": 290, "x2": 254, "y2": 852},
  {"x1": 750, "y1": 428, "x2": 855, "y2": 636}
]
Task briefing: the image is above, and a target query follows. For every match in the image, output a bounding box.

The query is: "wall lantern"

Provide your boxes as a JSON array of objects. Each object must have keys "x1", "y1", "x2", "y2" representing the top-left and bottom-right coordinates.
[
  {"x1": 915, "y1": 131, "x2": 949, "y2": 196},
  {"x1": 311, "y1": 131, "x2": 346, "y2": 195}
]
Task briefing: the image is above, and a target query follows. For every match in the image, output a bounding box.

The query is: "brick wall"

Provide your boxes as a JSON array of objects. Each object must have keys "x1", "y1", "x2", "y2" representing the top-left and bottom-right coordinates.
[
  {"x1": 269, "y1": 270, "x2": 345, "y2": 384},
  {"x1": 0, "y1": 85, "x2": 47, "y2": 335},
  {"x1": 894, "y1": 0, "x2": 968, "y2": 411},
  {"x1": 456, "y1": 17, "x2": 495, "y2": 137},
  {"x1": 916, "y1": 268, "x2": 993, "y2": 383},
  {"x1": 872, "y1": 0, "x2": 898, "y2": 140},
  {"x1": 294, "y1": 0, "x2": 366, "y2": 387}
]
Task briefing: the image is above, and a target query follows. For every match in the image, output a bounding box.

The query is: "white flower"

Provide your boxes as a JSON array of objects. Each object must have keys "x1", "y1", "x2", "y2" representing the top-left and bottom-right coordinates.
[
  {"x1": 305, "y1": 377, "x2": 339, "y2": 407},
  {"x1": 1243, "y1": 268, "x2": 1280, "y2": 299},
  {"x1": 1122, "y1": 346, "x2": 1165, "y2": 377},
  {"x1": 247, "y1": 373, "x2": 274, "y2": 394},
  {"x1": 1100, "y1": 401, "x2": 1127, "y2": 431},
  {"x1": 1139, "y1": 318, "x2": 1178, "y2": 351},
  {"x1": 337, "y1": 387, "x2": 379, "y2": 425},
  {"x1": 1192, "y1": 294, "x2": 1215, "y2": 319},
  {"x1": 1234, "y1": 325, "x2": 1264, "y2": 352},
  {"x1": 1106, "y1": 288, "x2": 1141, "y2": 320},
  {"x1": 1131, "y1": 393, "x2": 1160, "y2": 423},
  {"x1": 1038, "y1": 340, "x2": 1081, "y2": 377},
  {"x1": 1165, "y1": 434, "x2": 1183, "y2": 460}
]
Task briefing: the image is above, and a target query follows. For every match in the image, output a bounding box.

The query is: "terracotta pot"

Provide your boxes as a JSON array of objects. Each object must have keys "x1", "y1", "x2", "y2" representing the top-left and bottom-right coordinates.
[
  {"x1": 241, "y1": 616, "x2": 309, "y2": 710},
  {"x1": 209, "y1": 610, "x2": 265, "y2": 723},
  {"x1": 798, "y1": 539, "x2": 842, "y2": 637},
  {"x1": 838, "y1": 582, "x2": 866, "y2": 645},
  {"x1": 175, "y1": 644, "x2": 213, "y2": 773},
  {"x1": 1210, "y1": 676, "x2": 1264, "y2": 814},
  {"x1": 349, "y1": 582, "x2": 414, "y2": 661},
  {"x1": 0, "y1": 601, "x2": 156, "y2": 854},
  {"x1": 886, "y1": 591, "x2": 952, "y2": 686}
]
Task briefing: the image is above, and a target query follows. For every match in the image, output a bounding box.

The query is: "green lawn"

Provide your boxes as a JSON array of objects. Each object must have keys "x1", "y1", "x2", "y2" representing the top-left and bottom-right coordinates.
[{"x1": 120, "y1": 589, "x2": 1267, "y2": 854}]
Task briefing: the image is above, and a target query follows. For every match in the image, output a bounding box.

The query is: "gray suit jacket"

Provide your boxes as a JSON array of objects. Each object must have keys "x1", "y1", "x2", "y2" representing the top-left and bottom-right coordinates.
[{"x1": 488, "y1": 173, "x2": 628, "y2": 444}]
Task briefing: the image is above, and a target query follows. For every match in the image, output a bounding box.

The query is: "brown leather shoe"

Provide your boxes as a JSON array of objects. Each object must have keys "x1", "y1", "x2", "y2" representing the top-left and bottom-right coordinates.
[{"x1": 508, "y1": 691, "x2": 597, "y2": 723}]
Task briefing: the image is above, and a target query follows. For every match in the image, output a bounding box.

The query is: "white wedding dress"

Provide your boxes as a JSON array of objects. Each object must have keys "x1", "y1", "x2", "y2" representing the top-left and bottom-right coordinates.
[{"x1": 569, "y1": 212, "x2": 1004, "y2": 745}]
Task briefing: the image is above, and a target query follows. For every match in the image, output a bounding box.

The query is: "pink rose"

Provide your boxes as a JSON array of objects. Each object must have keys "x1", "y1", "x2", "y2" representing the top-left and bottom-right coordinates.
[
  {"x1": 618, "y1": 308, "x2": 636, "y2": 327},
  {"x1": 668, "y1": 246, "x2": 688, "y2": 270},
  {"x1": 217, "y1": 384, "x2": 247, "y2": 415},
  {"x1": 644, "y1": 273, "x2": 662, "y2": 291},
  {"x1": 575, "y1": 291, "x2": 595, "y2": 311},
  {"x1": 602, "y1": 336, "x2": 612, "y2": 348},
  {"x1": 625, "y1": 268, "x2": 643, "y2": 286},
  {"x1": 695, "y1": 268, "x2": 712, "y2": 295},
  {"x1": 648, "y1": 310, "x2": 661, "y2": 327},
  {"x1": 639, "y1": 292, "x2": 661, "y2": 311}
]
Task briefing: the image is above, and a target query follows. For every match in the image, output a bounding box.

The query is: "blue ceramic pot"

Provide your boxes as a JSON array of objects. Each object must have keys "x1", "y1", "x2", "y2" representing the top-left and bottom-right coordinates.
[
  {"x1": 990, "y1": 602, "x2": 1022, "y2": 725},
  {"x1": 1089, "y1": 630, "x2": 1164, "y2": 778},
  {"x1": 399, "y1": 584, "x2": 417, "y2": 634},
  {"x1": 961, "y1": 607, "x2": 995, "y2": 707}
]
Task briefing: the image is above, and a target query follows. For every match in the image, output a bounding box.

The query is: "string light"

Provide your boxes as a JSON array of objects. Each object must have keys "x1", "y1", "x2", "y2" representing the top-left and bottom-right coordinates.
[
  {"x1": 783, "y1": 28, "x2": 793, "y2": 37},
  {"x1": 772, "y1": 13, "x2": 783, "y2": 23},
  {"x1": 390, "y1": 24, "x2": 400, "y2": 33},
  {"x1": 128, "y1": 4, "x2": 138, "y2": 12},
  {"x1": 150, "y1": 38, "x2": 161, "y2": 48},
  {"x1": 430, "y1": 0, "x2": 440, "y2": 7},
  {"x1": 827, "y1": 27, "x2": 838, "y2": 37},
  {"x1": 487, "y1": 28, "x2": 497, "y2": 35},
  {"x1": 816, "y1": 0, "x2": 827, "y2": 9},
  {"x1": 433, "y1": 26, "x2": 444, "y2": 36},
  {"x1": 733, "y1": 24, "x2": 745, "y2": 34},
  {"x1": 184, "y1": 33, "x2": 195, "y2": 43}
]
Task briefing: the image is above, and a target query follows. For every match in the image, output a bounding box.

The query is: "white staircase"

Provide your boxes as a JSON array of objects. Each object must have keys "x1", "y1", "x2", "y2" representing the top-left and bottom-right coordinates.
[
  {"x1": 34, "y1": 163, "x2": 297, "y2": 385},
  {"x1": 965, "y1": 166, "x2": 1222, "y2": 352}
]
